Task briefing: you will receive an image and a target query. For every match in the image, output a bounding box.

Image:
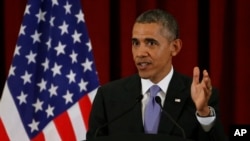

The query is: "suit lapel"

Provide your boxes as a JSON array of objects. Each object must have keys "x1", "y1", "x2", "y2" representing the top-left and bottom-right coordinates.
[
  {"x1": 124, "y1": 74, "x2": 144, "y2": 132},
  {"x1": 158, "y1": 71, "x2": 190, "y2": 134},
  {"x1": 121, "y1": 73, "x2": 191, "y2": 134}
]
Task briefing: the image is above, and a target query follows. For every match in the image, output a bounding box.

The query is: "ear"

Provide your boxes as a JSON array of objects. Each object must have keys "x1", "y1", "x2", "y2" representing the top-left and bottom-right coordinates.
[{"x1": 170, "y1": 39, "x2": 182, "y2": 56}]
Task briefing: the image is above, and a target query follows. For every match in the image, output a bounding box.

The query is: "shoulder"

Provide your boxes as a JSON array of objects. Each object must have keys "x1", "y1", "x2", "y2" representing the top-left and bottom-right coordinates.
[
  {"x1": 101, "y1": 74, "x2": 140, "y2": 89},
  {"x1": 97, "y1": 74, "x2": 141, "y2": 95},
  {"x1": 170, "y1": 70, "x2": 193, "y2": 88},
  {"x1": 173, "y1": 70, "x2": 220, "y2": 105}
]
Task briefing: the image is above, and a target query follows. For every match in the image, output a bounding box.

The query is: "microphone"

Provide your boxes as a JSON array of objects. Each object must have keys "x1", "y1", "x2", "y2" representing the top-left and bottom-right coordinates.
[
  {"x1": 155, "y1": 96, "x2": 186, "y2": 139},
  {"x1": 94, "y1": 94, "x2": 143, "y2": 138}
]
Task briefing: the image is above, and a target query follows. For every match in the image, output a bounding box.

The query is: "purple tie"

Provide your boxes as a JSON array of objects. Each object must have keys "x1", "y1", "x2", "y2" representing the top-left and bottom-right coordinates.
[{"x1": 144, "y1": 85, "x2": 161, "y2": 134}]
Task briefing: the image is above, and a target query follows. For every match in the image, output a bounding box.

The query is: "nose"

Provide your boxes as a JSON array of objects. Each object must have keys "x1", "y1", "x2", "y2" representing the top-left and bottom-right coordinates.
[{"x1": 133, "y1": 45, "x2": 149, "y2": 58}]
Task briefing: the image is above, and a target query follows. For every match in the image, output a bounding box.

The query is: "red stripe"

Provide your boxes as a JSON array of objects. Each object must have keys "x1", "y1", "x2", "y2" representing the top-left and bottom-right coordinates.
[
  {"x1": 0, "y1": 118, "x2": 10, "y2": 141},
  {"x1": 79, "y1": 94, "x2": 92, "y2": 130},
  {"x1": 32, "y1": 132, "x2": 45, "y2": 141},
  {"x1": 54, "y1": 111, "x2": 76, "y2": 140}
]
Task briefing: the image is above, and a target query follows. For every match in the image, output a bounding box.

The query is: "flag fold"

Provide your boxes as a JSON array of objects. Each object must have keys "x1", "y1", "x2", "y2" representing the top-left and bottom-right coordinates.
[{"x1": 0, "y1": 0, "x2": 99, "y2": 140}]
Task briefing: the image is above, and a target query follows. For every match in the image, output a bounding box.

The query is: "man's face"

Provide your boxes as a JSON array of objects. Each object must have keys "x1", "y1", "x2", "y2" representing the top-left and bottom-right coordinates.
[{"x1": 132, "y1": 23, "x2": 180, "y2": 83}]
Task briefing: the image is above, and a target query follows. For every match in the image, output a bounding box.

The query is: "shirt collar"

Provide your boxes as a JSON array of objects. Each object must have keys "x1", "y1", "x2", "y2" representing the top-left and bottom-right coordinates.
[{"x1": 141, "y1": 66, "x2": 174, "y2": 94}]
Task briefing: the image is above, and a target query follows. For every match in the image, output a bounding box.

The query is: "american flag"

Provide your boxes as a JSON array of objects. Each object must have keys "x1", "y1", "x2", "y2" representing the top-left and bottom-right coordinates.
[{"x1": 0, "y1": 0, "x2": 99, "y2": 140}]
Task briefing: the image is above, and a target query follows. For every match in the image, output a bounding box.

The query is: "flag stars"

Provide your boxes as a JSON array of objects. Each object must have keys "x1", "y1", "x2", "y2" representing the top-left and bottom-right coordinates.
[
  {"x1": 32, "y1": 99, "x2": 44, "y2": 113},
  {"x1": 52, "y1": 0, "x2": 59, "y2": 7},
  {"x1": 17, "y1": 91, "x2": 28, "y2": 105},
  {"x1": 66, "y1": 70, "x2": 76, "y2": 84},
  {"x1": 35, "y1": 9, "x2": 47, "y2": 23},
  {"x1": 78, "y1": 79, "x2": 88, "y2": 92},
  {"x1": 9, "y1": 65, "x2": 16, "y2": 77},
  {"x1": 50, "y1": 16, "x2": 55, "y2": 27},
  {"x1": 69, "y1": 50, "x2": 78, "y2": 63},
  {"x1": 46, "y1": 37, "x2": 52, "y2": 50},
  {"x1": 28, "y1": 119, "x2": 40, "y2": 133},
  {"x1": 14, "y1": 45, "x2": 21, "y2": 56},
  {"x1": 24, "y1": 4, "x2": 31, "y2": 15},
  {"x1": 58, "y1": 21, "x2": 69, "y2": 35},
  {"x1": 45, "y1": 105, "x2": 55, "y2": 118},
  {"x1": 75, "y1": 10, "x2": 85, "y2": 23},
  {"x1": 54, "y1": 41, "x2": 66, "y2": 56},
  {"x1": 63, "y1": 90, "x2": 73, "y2": 104},
  {"x1": 21, "y1": 71, "x2": 32, "y2": 85},
  {"x1": 72, "y1": 30, "x2": 82, "y2": 43},
  {"x1": 86, "y1": 41, "x2": 92, "y2": 52},
  {"x1": 25, "y1": 51, "x2": 37, "y2": 64},
  {"x1": 19, "y1": 25, "x2": 26, "y2": 36},
  {"x1": 5, "y1": 1, "x2": 100, "y2": 135},
  {"x1": 48, "y1": 84, "x2": 58, "y2": 97},
  {"x1": 37, "y1": 78, "x2": 47, "y2": 92},
  {"x1": 31, "y1": 30, "x2": 42, "y2": 44},
  {"x1": 41, "y1": 58, "x2": 49, "y2": 72},
  {"x1": 82, "y1": 58, "x2": 93, "y2": 72},
  {"x1": 51, "y1": 62, "x2": 62, "y2": 77},
  {"x1": 64, "y1": 1, "x2": 72, "y2": 14}
]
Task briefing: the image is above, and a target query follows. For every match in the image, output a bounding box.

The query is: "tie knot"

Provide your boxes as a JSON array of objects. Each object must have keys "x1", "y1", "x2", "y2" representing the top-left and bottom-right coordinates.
[{"x1": 150, "y1": 85, "x2": 161, "y2": 97}]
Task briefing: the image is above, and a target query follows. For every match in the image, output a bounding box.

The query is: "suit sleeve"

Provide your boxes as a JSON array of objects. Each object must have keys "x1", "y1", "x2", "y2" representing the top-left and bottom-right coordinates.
[
  {"x1": 199, "y1": 88, "x2": 228, "y2": 141},
  {"x1": 86, "y1": 87, "x2": 108, "y2": 139}
]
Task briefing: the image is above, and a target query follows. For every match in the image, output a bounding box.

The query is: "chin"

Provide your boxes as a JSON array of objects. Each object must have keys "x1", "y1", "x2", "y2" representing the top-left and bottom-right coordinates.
[{"x1": 138, "y1": 72, "x2": 150, "y2": 79}]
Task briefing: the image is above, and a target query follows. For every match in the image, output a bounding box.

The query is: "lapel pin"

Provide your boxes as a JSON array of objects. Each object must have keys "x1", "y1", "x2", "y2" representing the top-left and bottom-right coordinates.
[{"x1": 174, "y1": 98, "x2": 181, "y2": 103}]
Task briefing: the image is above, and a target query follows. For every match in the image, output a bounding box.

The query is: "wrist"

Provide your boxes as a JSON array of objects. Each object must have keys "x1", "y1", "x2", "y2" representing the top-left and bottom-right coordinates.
[{"x1": 197, "y1": 106, "x2": 210, "y2": 117}]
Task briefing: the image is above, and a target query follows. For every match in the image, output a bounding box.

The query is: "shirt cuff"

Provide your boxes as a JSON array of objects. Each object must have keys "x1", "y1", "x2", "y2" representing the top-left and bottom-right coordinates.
[{"x1": 196, "y1": 106, "x2": 216, "y2": 132}]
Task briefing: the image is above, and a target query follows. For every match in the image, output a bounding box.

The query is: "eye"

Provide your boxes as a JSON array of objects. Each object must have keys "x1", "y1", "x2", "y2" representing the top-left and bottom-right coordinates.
[
  {"x1": 132, "y1": 39, "x2": 139, "y2": 47},
  {"x1": 145, "y1": 39, "x2": 158, "y2": 47},
  {"x1": 147, "y1": 41, "x2": 156, "y2": 46}
]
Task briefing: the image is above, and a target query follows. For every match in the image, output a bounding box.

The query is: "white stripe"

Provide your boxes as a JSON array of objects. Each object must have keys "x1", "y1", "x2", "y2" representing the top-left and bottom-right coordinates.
[
  {"x1": 67, "y1": 88, "x2": 98, "y2": 141},
  {"x1": 88, "y1": 88, "x2": 98, "y2": 103},
  {"x1": 68, "y1": 102, "x2": 86, "y2": 141},
  {"x1": 41, "y1": 88, "x2": 98, "y2": 141},
  {"x1": 43, "y1": 121, "x2": 61, "y2": 141},
  {"x1": 0, "y1": 84, "x2": 30, "y2": 141}
]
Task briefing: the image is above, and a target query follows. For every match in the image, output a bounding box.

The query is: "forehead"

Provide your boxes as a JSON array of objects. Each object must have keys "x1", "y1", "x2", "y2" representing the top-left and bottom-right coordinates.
[{"x1": 132, "y1": 23, "x2": 168, "y2": 39}]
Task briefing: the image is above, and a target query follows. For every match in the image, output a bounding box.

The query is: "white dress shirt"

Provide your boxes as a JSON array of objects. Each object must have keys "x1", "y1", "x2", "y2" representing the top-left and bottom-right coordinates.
[{"x1": 141, "y1": 66, "x2": 215, "y2": 132}]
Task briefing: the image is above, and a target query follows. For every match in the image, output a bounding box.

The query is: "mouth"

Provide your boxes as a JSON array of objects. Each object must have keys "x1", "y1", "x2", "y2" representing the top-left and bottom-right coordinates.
[{"x1": 136, "y1": 61, "x2": 152, "y2": 70}]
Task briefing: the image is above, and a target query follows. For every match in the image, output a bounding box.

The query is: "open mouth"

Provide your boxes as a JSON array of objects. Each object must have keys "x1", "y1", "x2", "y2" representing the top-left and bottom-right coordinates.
[{"x1": 136, "y1": 62, "x2": 151, "y2": 70}]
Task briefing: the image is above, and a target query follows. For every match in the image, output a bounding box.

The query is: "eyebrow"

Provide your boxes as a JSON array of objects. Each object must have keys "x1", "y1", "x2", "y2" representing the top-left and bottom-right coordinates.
[
  {"x1": 144, "y1": 38, "x2": 157, "y2": 42},
  {"x1": 131, "y1": 38, "x2": 138, "y2": 41},
  {"x1": 131, "y1": 37, "x2": 157, "y2": 42}
]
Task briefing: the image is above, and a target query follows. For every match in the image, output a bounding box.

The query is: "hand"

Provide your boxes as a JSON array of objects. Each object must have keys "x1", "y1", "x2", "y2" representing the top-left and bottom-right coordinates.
[{"x1": 191, "y1": 67, "x2": 212, "y2": 116}]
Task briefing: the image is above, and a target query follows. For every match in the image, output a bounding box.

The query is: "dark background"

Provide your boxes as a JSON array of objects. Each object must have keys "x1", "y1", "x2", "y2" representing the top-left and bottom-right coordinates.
[{"x1": 2, "y1": 0, "x2": 250, "y2": 136}]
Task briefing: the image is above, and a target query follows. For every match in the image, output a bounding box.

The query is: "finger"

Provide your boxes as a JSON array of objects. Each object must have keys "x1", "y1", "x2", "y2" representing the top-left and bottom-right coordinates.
[
  {"x1": 192, "y1": 66, "x2": 200, "y2": 85},
  {"x1": 203, "y1": 83, "x2": 211, "y2": 95},
  {"x1": 202, "y1": 70, "x2": 212, "y2": 90}
]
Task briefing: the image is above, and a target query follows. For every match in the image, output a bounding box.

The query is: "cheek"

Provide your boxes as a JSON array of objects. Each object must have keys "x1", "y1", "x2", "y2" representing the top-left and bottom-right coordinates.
[
  {"x1": 132, "y1": 52, "x2": 138, "y2": 62},
  {"x1": 155, "y1": 48, "x2": 171, "y2": 59},
  {"x1": 153, "y1": 50, "x2": 171, "y2": 65},
  {"x1": 131, "y1": 48, "x2": 136, "y2": 57}
]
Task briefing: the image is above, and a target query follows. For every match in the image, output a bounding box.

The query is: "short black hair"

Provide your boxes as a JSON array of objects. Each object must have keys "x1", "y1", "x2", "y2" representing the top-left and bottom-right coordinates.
[{"x1": 135, "y1": 9, "x2": 179, "y2": 40}]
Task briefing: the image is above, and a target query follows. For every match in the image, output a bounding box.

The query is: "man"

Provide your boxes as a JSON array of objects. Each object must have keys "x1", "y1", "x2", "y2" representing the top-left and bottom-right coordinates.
[{"x1": 86, "y1": 9, "x2": 226, "y2": 141}]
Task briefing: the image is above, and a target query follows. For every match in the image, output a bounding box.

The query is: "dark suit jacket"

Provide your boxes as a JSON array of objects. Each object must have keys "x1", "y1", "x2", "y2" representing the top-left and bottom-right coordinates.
[{"x1": 86, "y1": 71, "x2": 227, "y2": 141}]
